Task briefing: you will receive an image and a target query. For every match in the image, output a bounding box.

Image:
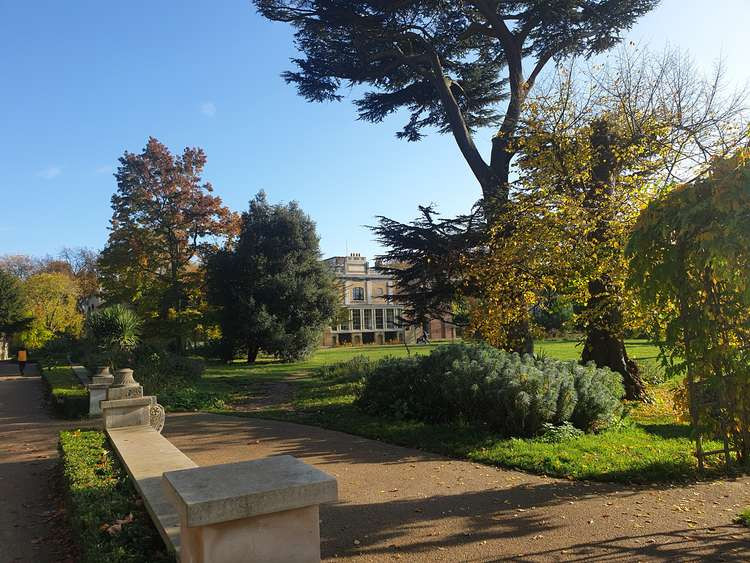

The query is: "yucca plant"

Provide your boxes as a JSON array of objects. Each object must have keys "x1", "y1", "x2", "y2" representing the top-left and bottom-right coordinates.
[{"x1": 85, "y1": 304, "x2": 142, "y2": 370}]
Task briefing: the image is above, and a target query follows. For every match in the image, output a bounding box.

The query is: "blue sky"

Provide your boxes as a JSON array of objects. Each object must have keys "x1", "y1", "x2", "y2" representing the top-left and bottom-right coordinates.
[{"x1": 1, "y1": 0, "x2": 748, "y2": 261}]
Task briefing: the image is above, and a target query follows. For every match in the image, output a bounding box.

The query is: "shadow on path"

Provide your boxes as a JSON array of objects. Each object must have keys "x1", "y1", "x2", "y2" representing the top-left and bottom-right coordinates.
[
  {"x1": 165, "y1": 412, "x2": 750, "y2": 562},
  {"x1": 0, "y1": 370, "x2": 83, "y2": 562}
]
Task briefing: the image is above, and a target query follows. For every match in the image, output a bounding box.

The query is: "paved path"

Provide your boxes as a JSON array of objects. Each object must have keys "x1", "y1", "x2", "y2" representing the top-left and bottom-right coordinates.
[
  {"x1": 0, "y1": 362, "x2": 77, "y2": 562},
  {"x1": 164, "y1": 412, "x2": 750, "y2": 562}
]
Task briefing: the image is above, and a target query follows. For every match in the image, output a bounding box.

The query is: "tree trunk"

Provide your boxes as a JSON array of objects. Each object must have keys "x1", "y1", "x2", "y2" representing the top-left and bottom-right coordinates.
[
  {"x1": 581, "y1": 278, "x2": 649, "y2": 401},
  {"x1": 487, "y1": 137, "x2": 534, "y2": 355},
  {"x1": 247, "y1": 341, "x2": 259, "y2": 364},
  {"x1": 577, "y1": 119, "x2": 649, "y2": 401}
]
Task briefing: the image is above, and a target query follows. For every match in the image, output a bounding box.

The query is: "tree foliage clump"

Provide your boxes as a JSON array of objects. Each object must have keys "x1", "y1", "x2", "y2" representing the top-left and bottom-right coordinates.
[
  {"x1": 257, "y1": 1, "x2": 660, "y2": 352},
  {"x1": 0, "y1": 268, "x2": 28, "y2": 334},
  {"x1": 628, "y1": 151, "x2": 750, "y2": 464},
  {"x1": 207, "y1": 192, "x2": 339, "y2": 363},
  {"x1": 256, "y1": 0, "x2": 658, "y2": 204},
  {"x1": 99, "y1": 137, "x2": 237, "y2": 350},
  {"x1": 464, "y1": 47, "x2": 747, "y2": 399},
  {"x1": 20, "y1": 272, "x2": 83, "y2": 349},
  {"x1": 0, "y1": 268, "x2": 30, "y2": 357},
  {"x1": 356, "y1": 342, "x2": 624, "y2": 436}
]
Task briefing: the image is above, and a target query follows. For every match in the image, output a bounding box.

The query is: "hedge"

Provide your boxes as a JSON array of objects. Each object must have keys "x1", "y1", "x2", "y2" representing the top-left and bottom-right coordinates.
[
  {"x1": 59, "y1": 430, "x2": 173, "y2": 563},
  {"x1": 43, "y1": 367, "x2": 89, "y2": 419}
]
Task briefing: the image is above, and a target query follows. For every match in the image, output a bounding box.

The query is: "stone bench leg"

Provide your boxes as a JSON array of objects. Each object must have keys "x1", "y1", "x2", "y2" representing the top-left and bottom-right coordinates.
[{"x1": 179, "y1": 505, "x2": 321, "y2": 563}]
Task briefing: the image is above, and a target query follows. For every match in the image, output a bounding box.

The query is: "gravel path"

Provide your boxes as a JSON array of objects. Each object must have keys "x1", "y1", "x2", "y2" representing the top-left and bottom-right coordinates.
[
  {"x1": 164, "y1": 412, "x2": 750, "y2": 562},
  {"x1": 0, "y1": 362, "x2": 78, "y2": 562}
]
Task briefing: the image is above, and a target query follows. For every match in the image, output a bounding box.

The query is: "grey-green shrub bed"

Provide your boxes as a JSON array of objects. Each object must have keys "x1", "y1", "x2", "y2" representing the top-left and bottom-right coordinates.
[
  {"x1": 355, "y1": 342, "x2": 624, "y2": 436},
  {"x1": 59, "y1": 429, "x2": 173, "y2": 563}
]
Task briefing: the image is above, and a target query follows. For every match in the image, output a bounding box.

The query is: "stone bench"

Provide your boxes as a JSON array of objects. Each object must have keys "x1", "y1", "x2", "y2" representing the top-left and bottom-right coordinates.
[
  {"x1": 101, "y1": 369, "x2": 338, "y2": 562},
  {"x1": 108, "y1": 425, "x2": 197, "y2": 552},
  {"x1": 164, "y1": 455, "x2": 337, "y2": 563}
]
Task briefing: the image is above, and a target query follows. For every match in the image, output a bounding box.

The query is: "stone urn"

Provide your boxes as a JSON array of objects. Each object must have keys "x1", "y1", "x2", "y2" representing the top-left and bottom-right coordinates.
[
  {"x1": 92, "y1": 365, "x2": 115, "y2": 386},
  {"x1": 113, "y1": 368, "x2": 138, "y2": 387}
]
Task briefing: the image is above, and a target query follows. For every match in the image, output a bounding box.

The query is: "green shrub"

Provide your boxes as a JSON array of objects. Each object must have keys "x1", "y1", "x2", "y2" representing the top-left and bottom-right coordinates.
[
  {"x1": 314, "y1": 355, "x2": 375, "y2": 383},
  {"x1": 637, "y1": 359, "x2": 668, "y2": 385},
  {"x1": 59, "y1": 430, "x2": 173, "y2": 563},
  {"x1": 356, "y1": 356, "x2": 425, "y2": 420},
  {"x1": 35, "y1": 335, "x2": 85, "y2": 367},
  {"x1": 569, "y1": 360, "x2": 625, "y2": 431},
  {"x1": 356, "y1": 342, "x2": 624, "y2": 436},
  {"x1": 43, "y1": 367, "x2": 89, "y2": 419},
  {"x1": 133, "y1": 348, "x2": 205, "y2": 395},
  {"x1": 157, "y1": 387, "x2": 226, "y2": 411},
  {"x1": 537, "y1": 422, "x2": 584, "y2": 443}
]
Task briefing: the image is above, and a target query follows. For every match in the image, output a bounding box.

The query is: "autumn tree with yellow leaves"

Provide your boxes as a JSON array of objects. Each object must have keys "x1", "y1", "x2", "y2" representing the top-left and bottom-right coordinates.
[
  {"x1": 467, "y1": 47, "x2": 747, "y2": 400},
  {"x1": 628, "y1": 151, "x2": 750, "y2": 464}
]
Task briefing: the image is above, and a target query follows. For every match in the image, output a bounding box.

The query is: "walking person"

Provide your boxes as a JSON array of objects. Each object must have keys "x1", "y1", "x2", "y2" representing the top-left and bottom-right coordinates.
[{"x1": 17, "y1": 346, "x2": 27, "y2": 375}]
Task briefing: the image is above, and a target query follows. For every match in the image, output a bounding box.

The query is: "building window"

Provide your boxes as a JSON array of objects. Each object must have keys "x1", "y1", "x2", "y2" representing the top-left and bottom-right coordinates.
[
  {"x1": 364, "y1": 309, "x2": 372, "y2": 330},
  {"x1": 352, "y1": 287, "x2": 364, "y2": 301},
  {"x1": 339, "y1": 312, "x2": 351, "y2": 331},
  {"x1": 375, "y1": 309, "x2": 384, "y2": 329},
  {"x1": 352, "y1": 309, "x2": 362, "y2": 330},
  {"x1": 386, "y1": 309, "x2": 395, "y2": 329}
]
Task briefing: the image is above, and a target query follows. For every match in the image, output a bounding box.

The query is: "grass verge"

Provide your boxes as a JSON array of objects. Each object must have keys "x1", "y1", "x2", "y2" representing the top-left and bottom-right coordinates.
[
  {"x1": 227, "y1": 376, "x2": 725, "y2": 483},
  {"x1": 162, "y1": 340, "x2": 726, "y2": 483},
  {"x1": 43, "y1": 366, "x2": 88, "y2": 418},
  {"x1": 59, "y1": 429, "x2": 173, "y2": 563}
]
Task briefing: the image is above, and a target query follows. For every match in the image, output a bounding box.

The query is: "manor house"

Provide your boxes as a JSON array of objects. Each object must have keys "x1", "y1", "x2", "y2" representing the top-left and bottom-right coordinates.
[{"x1": 322, "y1": 253, "x2": 457, "y2": 347}]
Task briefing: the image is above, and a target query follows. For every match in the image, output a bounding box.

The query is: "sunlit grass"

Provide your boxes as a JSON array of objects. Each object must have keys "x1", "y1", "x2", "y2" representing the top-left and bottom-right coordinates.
[{"x1": 181, "y1": 339, "x2": 727, "y2": 482}]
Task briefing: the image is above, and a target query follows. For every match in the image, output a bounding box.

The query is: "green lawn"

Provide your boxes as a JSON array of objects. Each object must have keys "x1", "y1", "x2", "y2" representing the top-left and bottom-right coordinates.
[
  {"x1": 166, "y1": 339, "x2": 725, "y2": 483},
  {"x1": 203, "y1": 339, "x2": 663, "y2": 382},
  {"x1": 537, "y1": 338, "x2": 662, "y2": 366},
  {"x1": 203, "y1": 342, "x2": 443, "y2": 380}
]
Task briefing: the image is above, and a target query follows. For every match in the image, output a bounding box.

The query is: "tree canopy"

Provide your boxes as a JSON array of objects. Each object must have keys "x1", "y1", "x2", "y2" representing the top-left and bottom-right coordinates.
[
  {"x1": 256, "y1": 1, "x2": 661, "y2": 353},
  {"x1": 0, "y1": 254, "x2": 38, "y2": 280},
  {"x1": 628, "y1": 150, "x2": 750, "y2": 463},
  {"x1": 463, "y1": 47, "x2": 747, "y2": 397},
  {"x1": 0, "y1": 268, "x2": 28, "y2": 336},
  {"x1": 99, "y1": 137, "x2": 238, "y2": 349},
  {"x1": 20, "y1": 272, "x2": 83, "y2": 349},
  {"x1": 207, "y1": 192, "x2": 339, "y2": 362},
  {"x1": 256, "y1": 0, "x2": 659, "y2": 204}
]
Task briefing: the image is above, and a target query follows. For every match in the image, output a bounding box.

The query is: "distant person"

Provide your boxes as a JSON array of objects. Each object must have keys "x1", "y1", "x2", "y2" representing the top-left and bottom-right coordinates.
[{"x1": 17, "y1": 347, "x2": 27, "y2": 375}]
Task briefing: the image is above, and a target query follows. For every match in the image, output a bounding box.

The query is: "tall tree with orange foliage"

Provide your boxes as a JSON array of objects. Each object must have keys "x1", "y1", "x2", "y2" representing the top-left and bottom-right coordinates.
[{"x1": 99, "y1": 137, "x2": 238, "y2": 350}]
